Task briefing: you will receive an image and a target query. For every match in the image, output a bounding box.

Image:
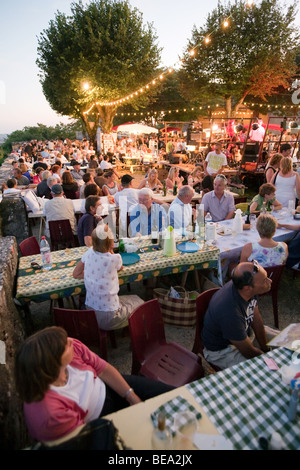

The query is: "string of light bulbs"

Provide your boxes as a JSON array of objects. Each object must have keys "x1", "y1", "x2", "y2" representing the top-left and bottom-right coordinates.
[{"x1": 82, "y1": 0, "x2": 259, "y2": 115}]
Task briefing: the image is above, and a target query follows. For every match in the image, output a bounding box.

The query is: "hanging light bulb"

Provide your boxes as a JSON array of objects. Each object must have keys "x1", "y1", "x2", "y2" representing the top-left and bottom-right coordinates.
[
  {"x1": 223, "y1": 19, "x2": 229, "y2": 28},
  {"x1": 205, "y1": 36, "x2": 211, "y2": 44},
  {"x1": 189, "y1": 49, "x2": 195, "y2": 56},
  {"x1": 247, "y1": 0, "x2": 254, "y2": 7}
]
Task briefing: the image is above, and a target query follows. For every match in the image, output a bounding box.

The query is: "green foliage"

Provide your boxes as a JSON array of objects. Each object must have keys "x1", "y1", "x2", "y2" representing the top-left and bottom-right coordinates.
[
  {"x1": 36, "y1": 0, "x2": 161, "y2": 133},
  {"x1": 2, "y1": 121, "x2": 83, "y2": 153},
  {"x1": 178, "y1": 0, "x2": 300, "y2": 116}
]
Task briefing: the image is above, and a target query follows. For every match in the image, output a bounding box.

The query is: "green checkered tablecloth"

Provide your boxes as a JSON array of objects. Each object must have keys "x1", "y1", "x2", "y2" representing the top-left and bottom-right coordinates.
[
  {"x1": 186, "y1": 348, "x2": 300, "y2": 450},
  {"x1": 151, "y1": 395, "x2": 202, "y2": 437},
  {"x1": 16, "y1": 239, "x2": 219, "y2": 303}
]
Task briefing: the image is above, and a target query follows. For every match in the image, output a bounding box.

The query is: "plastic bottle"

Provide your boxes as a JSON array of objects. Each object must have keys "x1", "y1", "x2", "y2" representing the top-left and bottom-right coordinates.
[
  {"x1": 151, "y1": 411, "x2": 173, "y2": 450},
  {"x1": 40, "y1": 236, "x2": 52, "y2": 270},
  {"x1": 233, "y1": 209, "x2": 243, "y2": 234},
  {"x1": 205, "y1": 212, "x2": 212, "y2": 224},
  {"x1": 163, "y1": 180, "x2": 167, "y2": 197}
]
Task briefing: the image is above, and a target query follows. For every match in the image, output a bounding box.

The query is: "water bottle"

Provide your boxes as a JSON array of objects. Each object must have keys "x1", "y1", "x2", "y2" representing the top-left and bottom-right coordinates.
[
  {"x1": 40, "y1": 236, "x2": 52, "y2": 270},
  {"x1": 205, "y1": 212, "x2": 212, "y2": 224}
]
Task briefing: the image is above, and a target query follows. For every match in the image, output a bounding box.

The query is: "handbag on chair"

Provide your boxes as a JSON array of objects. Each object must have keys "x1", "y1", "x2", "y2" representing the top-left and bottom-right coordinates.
[{"x1": 153, "y1": 286, "x2": 198, "y2": 327}]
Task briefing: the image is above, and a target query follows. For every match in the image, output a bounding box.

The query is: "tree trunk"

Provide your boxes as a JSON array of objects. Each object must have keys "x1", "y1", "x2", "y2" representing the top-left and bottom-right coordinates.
[
  {"x1": 81, "y1": 114, "x2": 99, "y2": 149},
  {"x1": 96, "y1": 105, "x2": 118, "y2": 134},
  {"x1": 225, "y1": 97, "x2": 232, "y2": 118}
]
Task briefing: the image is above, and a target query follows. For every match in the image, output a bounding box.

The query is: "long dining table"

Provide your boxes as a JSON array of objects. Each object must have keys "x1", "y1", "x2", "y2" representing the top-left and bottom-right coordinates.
[{"x1": 15, "y1": 237, "x2": 220, "y2": 305}]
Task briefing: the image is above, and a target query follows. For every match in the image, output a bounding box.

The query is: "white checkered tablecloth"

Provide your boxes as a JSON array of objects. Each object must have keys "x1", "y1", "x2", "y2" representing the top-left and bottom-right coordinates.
[{"x1": 186, "y1": 348, "x2": 300, "y2": 450}]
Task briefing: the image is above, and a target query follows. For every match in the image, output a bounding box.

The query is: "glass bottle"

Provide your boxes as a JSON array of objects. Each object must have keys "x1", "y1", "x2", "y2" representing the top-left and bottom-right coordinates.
[
  {"x1": 261, "y1": 202, "x2": 267, "y2": 214},
  {"x1": 40, "y1": 237, "x2": 52, "y2": 270},
  {"x1": 119, "y1": 239, "x2": 125, "y2": 253},
  {"x1": 245, "y1": 204, "x2": 251, "y2": 224},
  {"x1": 266, "y1": 201, "x2": 272, "y2": 212},
  {"x1": 114, "y1": 234, "x2": 119, "y2": 253},
  {"x1": 173, "y1": 180, "x2": 178, "y2": 196},
  {"x1": 151, "y1": 219, "x2": 158, "y2": 244},
  {"x1": 163, "y1": 180, "x2": 167, "y2": 197},
  {"x1": 151, "y1": 412, "x2": 173, "y2": 450}
]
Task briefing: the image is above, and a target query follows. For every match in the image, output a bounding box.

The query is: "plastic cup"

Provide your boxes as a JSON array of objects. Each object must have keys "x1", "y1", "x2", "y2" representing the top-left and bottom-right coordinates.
[{"x1": 174, "y1": 411, "x2": 198, "y2": 450}]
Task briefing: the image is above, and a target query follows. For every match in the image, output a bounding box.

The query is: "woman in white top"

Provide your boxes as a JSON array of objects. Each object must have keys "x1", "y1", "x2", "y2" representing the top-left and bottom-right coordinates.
[
  {"x1": 240, "y1": 214, "x2": 288, "y2": 267},
  {"x1": 270, "y1": 156, "x2": 300, "y2": 209},
  {"x1": 73, "y1": 224, "x2": 143, "y2": 330},
  {"x1": 101, "y1": 170, "x2": 119, "y2": 197}
]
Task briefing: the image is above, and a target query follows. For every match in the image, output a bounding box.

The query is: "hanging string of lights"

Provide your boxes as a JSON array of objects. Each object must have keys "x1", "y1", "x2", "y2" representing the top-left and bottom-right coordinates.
[{"x1": 83, "y1": 0, "x2": 294, "y2": 117}]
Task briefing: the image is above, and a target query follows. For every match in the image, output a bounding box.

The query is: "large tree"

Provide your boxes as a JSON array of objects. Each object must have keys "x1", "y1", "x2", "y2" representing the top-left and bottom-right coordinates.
[
  {"x1": 36, "y1": 0, "x2": 161, "y2": 142},
  {"x1": 178, "y1": 0, "x2": 300, "y2": 118}
]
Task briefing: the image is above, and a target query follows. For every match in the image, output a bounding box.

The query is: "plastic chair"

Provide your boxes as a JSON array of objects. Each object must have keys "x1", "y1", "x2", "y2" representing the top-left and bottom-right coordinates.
[
  {"x1": 192, "y1": 288, "x2": 222, "y2": 372},
  {"x1": 259, "y1": 265, "x2": 285, "y2": 329},
  {"x1": 19, "y1": 236, "x2": 40, "y2": 256},
  {"x1": 192, "y1": 288, "x2": 220, "y2": 355},
  {"x1": 53, "y1": 307, "x2": 117, "y2": 361},
  {"x1": 128, "y1": 299, "x2": 204, "y2": 387},
  {"x1": 49, "y1": 219, "x2": 79, "y2": 251}
]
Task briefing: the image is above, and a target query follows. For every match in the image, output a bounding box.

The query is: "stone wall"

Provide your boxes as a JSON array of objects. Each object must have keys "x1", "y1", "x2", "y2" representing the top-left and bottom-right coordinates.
[{"x1": 0, "y1": 236, "x2": 29, "y2": 450}]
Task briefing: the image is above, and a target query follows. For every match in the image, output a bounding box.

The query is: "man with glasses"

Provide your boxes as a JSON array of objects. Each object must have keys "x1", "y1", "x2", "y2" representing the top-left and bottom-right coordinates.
[
  {"x1": 201, "y1": 174, "x2": 235, "y2": 222},
  {"x1": 202, "y1": 261, "x2": 278, "y2": 369}
]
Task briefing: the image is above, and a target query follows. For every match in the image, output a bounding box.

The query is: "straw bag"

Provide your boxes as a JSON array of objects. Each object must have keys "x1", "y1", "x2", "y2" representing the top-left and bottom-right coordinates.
[{"x1": 153, "y1": 286, "x2": 198, "y2": 327}]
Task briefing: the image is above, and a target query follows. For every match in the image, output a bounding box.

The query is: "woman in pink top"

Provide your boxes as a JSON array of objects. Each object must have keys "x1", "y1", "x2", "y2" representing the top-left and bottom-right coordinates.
[{"x1": 15, "y1": 327, "x2": 173, "y2": 443}]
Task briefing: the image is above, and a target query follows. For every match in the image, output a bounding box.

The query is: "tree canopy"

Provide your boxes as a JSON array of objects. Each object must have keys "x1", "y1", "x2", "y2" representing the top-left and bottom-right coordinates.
[
  {"x1": 36, "y1": 0, "x2": 161, "y2": 140},
  {"x1": 178, "y1": 0, "x2": 300, "y2": 118}
]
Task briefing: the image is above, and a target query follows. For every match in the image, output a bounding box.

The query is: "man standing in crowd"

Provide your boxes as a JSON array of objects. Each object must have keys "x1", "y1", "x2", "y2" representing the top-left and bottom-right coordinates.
[{"x1": 204, "y1": 142, "x2": 228, "y2": 176}]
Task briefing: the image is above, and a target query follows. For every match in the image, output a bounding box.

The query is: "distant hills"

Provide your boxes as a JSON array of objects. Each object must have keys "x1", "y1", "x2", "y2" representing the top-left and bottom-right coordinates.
[{"x1": 0, "y1": 134, "x2": 7, "y2": 143}]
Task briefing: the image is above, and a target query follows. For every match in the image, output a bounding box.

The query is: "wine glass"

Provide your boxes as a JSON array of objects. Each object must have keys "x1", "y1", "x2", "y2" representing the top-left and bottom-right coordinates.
[{"x1": 249, "y1": 214, "x2": 256, "y2": 231}]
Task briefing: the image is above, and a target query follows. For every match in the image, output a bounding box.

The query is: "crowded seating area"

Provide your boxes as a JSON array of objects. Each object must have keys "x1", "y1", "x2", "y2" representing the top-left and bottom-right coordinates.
[{"x1": 1, "y1": 128, "x2": 300, "y2": 451}]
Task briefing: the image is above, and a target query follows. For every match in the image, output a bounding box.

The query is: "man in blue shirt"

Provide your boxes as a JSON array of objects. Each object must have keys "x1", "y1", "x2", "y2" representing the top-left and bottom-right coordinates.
[
  {"x1": 201, "y1": 174, "x2": 235, "y2": 222},
  {"x1": 129, "y1": 188, "x2": 167, "y2": 237}
]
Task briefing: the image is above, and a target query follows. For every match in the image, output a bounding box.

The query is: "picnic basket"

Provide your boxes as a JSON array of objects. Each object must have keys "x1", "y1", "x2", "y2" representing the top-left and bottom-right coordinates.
[{"x1": 153, "y1": 286, "x2": 198, "y2": 327}]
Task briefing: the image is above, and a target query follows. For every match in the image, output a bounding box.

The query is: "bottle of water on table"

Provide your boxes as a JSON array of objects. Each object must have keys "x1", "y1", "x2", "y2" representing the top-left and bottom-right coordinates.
[{"x1": 40, "y1": 236, "x2": 52, "y2": 270}]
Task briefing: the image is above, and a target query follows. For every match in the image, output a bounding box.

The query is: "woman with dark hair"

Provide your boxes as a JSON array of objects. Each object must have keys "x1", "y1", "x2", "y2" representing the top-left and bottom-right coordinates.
[
  {"x1": 32, "y1": 167, "x2": 44, "y2": 185},
  {"x1": 61, "y1": 171, "x2": 79, "y2": 199},
  {"x1": 15, "y1": 326, "x2": 173, "y2": 443},
  {"x1": 249, "y1": 183, "x2": 282, "y2": 213}
]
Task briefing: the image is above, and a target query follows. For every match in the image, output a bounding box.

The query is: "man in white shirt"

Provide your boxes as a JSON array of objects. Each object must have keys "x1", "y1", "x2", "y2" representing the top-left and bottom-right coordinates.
[
  {"x1": 204, "y1": 142, "x2": 228, "y2": 176},
  {"x1": 249, "y1": 119, "x2": 265, "y2": 143},
  {"x1": 168, "y1": 185, "x2": 195, "y2": 235},
  {"x1": 43, "y1": 184, "x2": 77, "y2": 238},
  {"x1": 114, "y1": 174, "x2": 140, "y2": 237}
]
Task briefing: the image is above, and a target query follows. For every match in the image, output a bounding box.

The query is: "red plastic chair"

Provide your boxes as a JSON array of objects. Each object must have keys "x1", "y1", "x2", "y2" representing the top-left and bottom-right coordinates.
[
  {"x1": 192, "y1": 288, "x2": 221, "y2": 372},
  {"x1": 128, "y1": 299, "x2": 204, "y2": 387},
  {"x1": 19, "y1": 236, "x2": 40, "y2": 256},
  {"x1": 49, "y1": 219, "x2": 79, "y2": 251},
  {"x1": 192, "y1": 288, "x2": 220, "y2": 355},
  {"x1": 53, "y1": 307, "x2": 117, "y2": 361},
  {"x1": 259, "y1": 265, "x2": 285, "y2": 329}
]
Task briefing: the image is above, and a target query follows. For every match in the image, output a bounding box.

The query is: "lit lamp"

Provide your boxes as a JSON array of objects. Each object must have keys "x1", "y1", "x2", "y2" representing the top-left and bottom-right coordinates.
[{"x1": 82, "y1": 82, "x2": 90, "y2": 91}]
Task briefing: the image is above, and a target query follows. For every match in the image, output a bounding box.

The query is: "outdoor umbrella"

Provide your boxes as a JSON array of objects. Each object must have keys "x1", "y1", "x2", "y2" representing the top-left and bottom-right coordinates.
[{"x1": 112, "y1": 122, "x2": 158, "y2": 134}]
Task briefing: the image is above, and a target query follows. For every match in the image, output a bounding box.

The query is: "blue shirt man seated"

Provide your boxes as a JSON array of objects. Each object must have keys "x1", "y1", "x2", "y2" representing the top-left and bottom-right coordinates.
[
  {"x1": 129, "y1": 188, "x2": 168, "y2": 237},
  {"x1": 201, "y1": 174, "x2": 235, "y2": 222}
]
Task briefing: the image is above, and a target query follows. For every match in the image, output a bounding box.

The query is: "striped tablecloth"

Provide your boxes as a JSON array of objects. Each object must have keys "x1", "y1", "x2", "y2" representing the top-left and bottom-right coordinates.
[
  {"x1": 186, "y1": 348, "x2": 300, "y2": 450},
  {"x1": 16, "y1": 239, "x2": 219, "y2": 304}
]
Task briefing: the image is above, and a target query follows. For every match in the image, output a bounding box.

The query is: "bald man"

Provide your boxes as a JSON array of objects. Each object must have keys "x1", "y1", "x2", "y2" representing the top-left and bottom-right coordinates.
[{"x1": 202, "y1": 261, "x2": 278, "y2": 369}]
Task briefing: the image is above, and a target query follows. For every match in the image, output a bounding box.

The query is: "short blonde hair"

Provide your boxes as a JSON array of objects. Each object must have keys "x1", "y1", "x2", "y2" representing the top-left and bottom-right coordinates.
[
  {"x1": 92, "y1": 224, "x2": 114, "y2": 253},
  {"x1": 256, "y1": 214, "x2": 277, "y2": 239},
  {"x1": 280, "y1": 156, "x2": 292, "y2": 175}
]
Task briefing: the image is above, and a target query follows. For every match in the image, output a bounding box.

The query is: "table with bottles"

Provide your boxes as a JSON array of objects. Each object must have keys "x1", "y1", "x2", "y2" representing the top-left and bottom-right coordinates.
[{"x1": 15, "y1": 236, "x2": 220, "y2": 305}]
